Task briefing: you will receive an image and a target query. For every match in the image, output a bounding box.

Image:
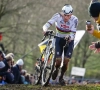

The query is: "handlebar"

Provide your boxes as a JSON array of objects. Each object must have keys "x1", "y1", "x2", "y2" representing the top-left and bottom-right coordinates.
[
  {"x1": 42, "y1": 30, "x2": 70, "y2": 42},
  {"x1": 42, "y1": 30, "x2": 55, "y2": 41}
]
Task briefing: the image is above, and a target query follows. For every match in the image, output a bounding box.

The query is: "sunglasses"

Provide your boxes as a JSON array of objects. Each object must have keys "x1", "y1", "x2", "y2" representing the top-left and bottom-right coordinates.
[{"x1": 64, "y1": 14, "x2": 71, "y2": 17}]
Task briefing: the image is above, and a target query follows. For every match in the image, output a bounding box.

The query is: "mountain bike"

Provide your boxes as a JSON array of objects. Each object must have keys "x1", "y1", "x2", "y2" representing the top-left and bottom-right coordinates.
[{"x1": 41, "y1": 30, "x2": 69, "y2": 86}]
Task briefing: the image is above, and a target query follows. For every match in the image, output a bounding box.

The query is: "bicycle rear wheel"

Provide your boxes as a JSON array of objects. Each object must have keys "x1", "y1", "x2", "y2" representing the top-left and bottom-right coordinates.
[{"x1": 41, "y1": 47, "x2": 56, "y2": 86}]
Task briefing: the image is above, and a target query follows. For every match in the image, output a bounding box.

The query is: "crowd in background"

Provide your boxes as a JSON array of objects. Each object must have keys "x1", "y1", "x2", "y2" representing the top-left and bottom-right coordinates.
[
  {"x1": 0, "y1": 49, "x2": 100, "y2": 86},
  {"x1": 0, "y1": 50, "x2": 34, "y2": 85},
  {"x1": 49, "y1": 75, "x2": 100, "y2": 86}
]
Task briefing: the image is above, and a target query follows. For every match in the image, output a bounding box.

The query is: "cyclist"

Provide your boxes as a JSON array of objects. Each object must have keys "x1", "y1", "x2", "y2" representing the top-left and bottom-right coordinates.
[
  {"x1": 86, "y1": 0, "x2": 100, "y2": 53},
  {"x1": 43, "y1": 4, "x2": 78, "y2": 85}
]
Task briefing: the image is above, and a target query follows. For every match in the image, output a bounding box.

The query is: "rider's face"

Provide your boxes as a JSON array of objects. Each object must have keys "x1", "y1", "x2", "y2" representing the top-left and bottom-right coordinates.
[{"x1": 63, "y1": 14, "x2": 72, "y2": 22}]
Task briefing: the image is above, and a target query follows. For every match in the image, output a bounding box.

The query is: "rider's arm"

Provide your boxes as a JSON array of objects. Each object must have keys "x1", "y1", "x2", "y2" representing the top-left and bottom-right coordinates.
[
  {"x1": 43, "y1": 23, "x2": 51, "y2": 32},
  {"x1": 70, "y1": 18, "x2": 78, "y2": 40},
  {"x1": 43, "y1": 13, "x2": 59, "y2": 32},
  {"x1": 92, "y1": 30, "x2": 100, "y2": 39}
]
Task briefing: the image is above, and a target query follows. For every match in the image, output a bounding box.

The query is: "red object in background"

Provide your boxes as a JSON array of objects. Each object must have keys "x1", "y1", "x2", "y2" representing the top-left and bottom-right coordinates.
[{"x1": 0, "y1": 33, "x2": 2, "y2": 41}]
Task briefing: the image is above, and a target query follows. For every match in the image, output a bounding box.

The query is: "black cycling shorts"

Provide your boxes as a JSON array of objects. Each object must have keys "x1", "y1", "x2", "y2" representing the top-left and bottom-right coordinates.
[{"x1": 55, "y1": 37, "x2": 74, "y2": 58}]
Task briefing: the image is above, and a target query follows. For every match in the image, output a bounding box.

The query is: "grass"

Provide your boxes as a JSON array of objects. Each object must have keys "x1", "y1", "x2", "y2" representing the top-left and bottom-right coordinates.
[{"x1": 0, "y1": 84, "x2": 100, "y2": 90}]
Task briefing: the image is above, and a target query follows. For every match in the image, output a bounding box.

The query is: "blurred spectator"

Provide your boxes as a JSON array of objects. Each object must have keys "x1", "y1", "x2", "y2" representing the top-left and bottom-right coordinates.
[
  {"x1": 25, "y1": 73, "x2": 31, "y2": 84},
  {"x1": 29, "y1": 74, "x2": 34, "y2": 84},
  {"x1": 4, "y1": 55, "x2": 13, "y2": 71},
  {"x1": 12, "y1": 59, "x2": 24, "y2": 84},
  {"x1": 3, "y1": 55, "x2": 14, "y2": 84},
  {"x1": 0, "y1": 61, "x2": 5, "y2": 69},
  {"x1": 6, "y1": 53, "x2": 14, "y2": 58},
  {"x1": 21, "y1": 69, "x2": 27, "y2": 76},
  {"x1": 0, "y1": 50, "x2": 5, "y2": 61},
  {"x1": 6, "y1": 53, "x2": 14, "y2": 66},
  {"x1": 20, "y1": 69, "x2": 27, "y2": 84},
  {"x1": 0, "y1": 61, "x2": 7, "y2": 85}
]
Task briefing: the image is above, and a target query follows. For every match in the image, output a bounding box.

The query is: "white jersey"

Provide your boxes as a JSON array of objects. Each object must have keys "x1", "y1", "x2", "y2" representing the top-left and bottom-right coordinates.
[{"x1": 43, "y1": 13, "x2": 78, "y2": 39}]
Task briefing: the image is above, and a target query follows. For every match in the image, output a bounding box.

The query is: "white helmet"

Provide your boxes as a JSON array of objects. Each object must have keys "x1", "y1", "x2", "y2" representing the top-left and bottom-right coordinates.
[{"x1": 62, "y1": 4, "x2": 73, "y2": 15}]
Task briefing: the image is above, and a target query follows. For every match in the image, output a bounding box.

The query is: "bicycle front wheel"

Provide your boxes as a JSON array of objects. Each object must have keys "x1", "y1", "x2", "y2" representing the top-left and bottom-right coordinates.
[{"x1": 41, "y1": 47, "x2": 56, "y2": 86}]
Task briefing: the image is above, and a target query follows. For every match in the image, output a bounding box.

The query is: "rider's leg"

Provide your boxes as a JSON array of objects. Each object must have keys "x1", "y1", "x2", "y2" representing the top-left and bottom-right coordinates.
[
  {"x1": 52, "y1": 57, "x2": 61, "y2": 80},
  {"x1": 59, "y1": 40, "x2": 74, "y2": 85},
  {"x1": 59, "y1": 57, "x2": 70, "y2": 81},
  {"x1": 52, "y1": 37, "x2": 63, "y2": 80},
  {"x1": 55, "y1": 57, "x2": 61, "y2": 68}
]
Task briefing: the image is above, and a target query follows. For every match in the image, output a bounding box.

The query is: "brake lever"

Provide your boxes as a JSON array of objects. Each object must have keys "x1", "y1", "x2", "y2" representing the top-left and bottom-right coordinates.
[
  {"x1": 65, "y1": 36, "x2": 70, "y2": 41},
  {"x1": 64, "y1": 36, "x2": 70, "y2": 48}
]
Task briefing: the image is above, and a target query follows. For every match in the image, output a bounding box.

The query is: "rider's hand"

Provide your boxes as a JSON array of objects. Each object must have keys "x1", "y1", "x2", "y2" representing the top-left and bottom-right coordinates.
[
  {"x1": 86, "y1": 25, "x2": 94, "y2": 34},
  {"x1": 65, "y1": 35, "x2": 71, "y2": 42},
  {"x1": 43, "y1": 31, "x2": 48, "y2": 36},
  {"x1": 43, "y1": 30, "x2": 54, "y2": 36}
]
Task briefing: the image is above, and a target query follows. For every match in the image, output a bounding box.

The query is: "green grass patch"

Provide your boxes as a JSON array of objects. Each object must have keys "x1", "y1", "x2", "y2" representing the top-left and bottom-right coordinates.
[{"x1": 0, "y1": 84, "x2": 100, "y2": 90}]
